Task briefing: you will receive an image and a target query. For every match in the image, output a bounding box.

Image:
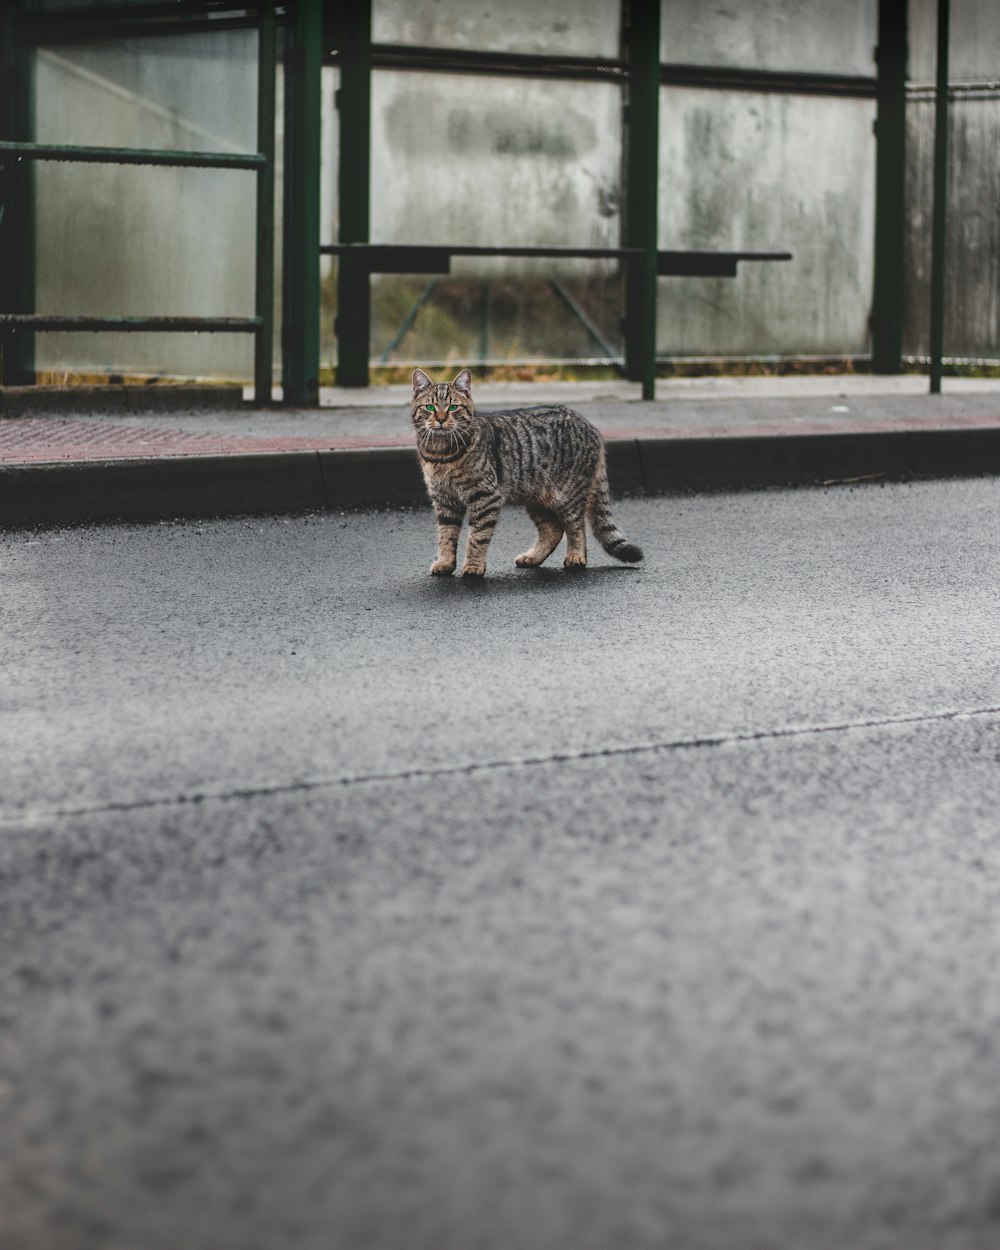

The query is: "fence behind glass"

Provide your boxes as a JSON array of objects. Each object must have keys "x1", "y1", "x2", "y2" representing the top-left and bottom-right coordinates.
[{"x1": 31, "y1": 28, "x2": 262, "y2": 382}]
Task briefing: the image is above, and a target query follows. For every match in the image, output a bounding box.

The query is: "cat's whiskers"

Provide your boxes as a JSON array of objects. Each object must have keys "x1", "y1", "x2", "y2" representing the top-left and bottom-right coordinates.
[{"x1": 416, "y1": 421, "x2": 468, "y2": 457}]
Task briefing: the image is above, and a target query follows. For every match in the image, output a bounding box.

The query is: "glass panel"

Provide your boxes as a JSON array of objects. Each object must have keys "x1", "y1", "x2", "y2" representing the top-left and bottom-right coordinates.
[
  {"x1": 369, "y1": 70, "x2": 623, "y2": 268},
  {"x1": 908, "y1": 0, "x2": 1000, "y2": 82},
  {"x1": 902, "y1": 96, "x2": 1000, "y2": 361},
  {"x1": 372, "y1": 0, "x2": 621, "y2": 58},
  {"x1": 34, "y1": 31, "x2": 257, "y2": 152},
  {"x1": 32, "y1": 29, "x2": 261, "y2": 381},
  {"x1": 661, "y1": 0, "x2": 877, "y2": 77},
  {"x1": 657, "y1": 88, "x2": 876, "y2": 356}
]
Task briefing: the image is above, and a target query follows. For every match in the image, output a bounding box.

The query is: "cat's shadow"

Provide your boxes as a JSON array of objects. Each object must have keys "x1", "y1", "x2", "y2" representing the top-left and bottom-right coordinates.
[{"x1": 411, "y1": 563, "x2": 641, "y2": 600}]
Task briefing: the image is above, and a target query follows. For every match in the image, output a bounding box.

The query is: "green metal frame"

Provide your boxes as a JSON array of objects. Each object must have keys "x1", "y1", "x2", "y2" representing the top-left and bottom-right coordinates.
[
  {"x1": 929, "y1": 0, "x2": 950, "y2": 394},
  {"x1": 0, "y1": 141, "x2": 266, "y2": 168},
  {"x1": 0, "y1": 0, "x2": 35, "y2": 386},
  {"x1": 0, "y1": 0, "x2": 277, "y2": 402},
  {"x1": 253, "y1": 0, "x2": 277, "y2": 402},
  {"x1": 622, "y1": 0, "x2": 661, "y2": 400},
  {"x1": 334, "y1": 0, "x2": 372, "y2": 388},
  {"x1": 872, "y1": 0, "x2": 908, "y2": 374},
  {"x1": 281, "y1": 0, "x2": 322, "y2": 404}
]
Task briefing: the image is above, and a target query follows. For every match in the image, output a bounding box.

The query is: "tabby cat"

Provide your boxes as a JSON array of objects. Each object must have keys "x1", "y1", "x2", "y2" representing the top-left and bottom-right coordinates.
[{"x1": 411, "y1": 367, "x2": 643, "y2": 577}]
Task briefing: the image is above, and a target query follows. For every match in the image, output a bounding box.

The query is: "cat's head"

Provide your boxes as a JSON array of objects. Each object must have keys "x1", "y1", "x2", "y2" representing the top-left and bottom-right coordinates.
[{"x1": 411, "y1": 367, "x2": 475, "y2": 442}]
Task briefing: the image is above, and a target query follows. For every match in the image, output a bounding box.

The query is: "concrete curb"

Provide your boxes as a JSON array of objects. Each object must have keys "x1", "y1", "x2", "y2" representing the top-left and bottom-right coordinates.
[
  {"x1": 3, "y1": 426, "x2": 1000, "y2": 530},
  {"x1": 0, "y1": 385, "x2": 246, "y2": 416}
]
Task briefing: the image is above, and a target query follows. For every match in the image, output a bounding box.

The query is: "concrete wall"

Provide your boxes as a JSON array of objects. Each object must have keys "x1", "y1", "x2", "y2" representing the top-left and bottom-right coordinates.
[
  {"x1": 372, "y1": 0, "x2": 620, "y2": 57},
  {"x1": 660, "y1": 0, "x2": 876, "y2": 75},
  {"x1": 369, "y1": 71, "x2": 623, "y2": 273},
  {"x1": 657, "y1": 89, "x2": 876, "y2": 357},
  {"x1": 654, "y1": 0, "x2": 877, "y2": 358},
  {"x1": 903, "y1": 0, "x2": 1000, "y2": 361}
]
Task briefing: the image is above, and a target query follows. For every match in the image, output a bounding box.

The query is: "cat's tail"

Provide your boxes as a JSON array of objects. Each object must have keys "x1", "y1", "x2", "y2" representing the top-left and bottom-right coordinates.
[{"x1": 587, "y1": 458, "x2": 643, "y2": 563}]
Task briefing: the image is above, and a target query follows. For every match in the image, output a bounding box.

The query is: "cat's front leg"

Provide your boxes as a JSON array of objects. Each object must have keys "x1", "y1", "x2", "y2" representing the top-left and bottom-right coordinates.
[
  {"x1": 430, "y1": 494, "x2": 465, "y2": 575},
  {"x1": 461, "y1": 487, "x2": 503, "y2": 577}
]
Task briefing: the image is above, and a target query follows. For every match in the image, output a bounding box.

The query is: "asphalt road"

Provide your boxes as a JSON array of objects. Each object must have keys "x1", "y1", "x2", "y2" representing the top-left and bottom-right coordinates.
[{"x1": 3, "y1": 478, "x2": 1000, "y2": 1250}]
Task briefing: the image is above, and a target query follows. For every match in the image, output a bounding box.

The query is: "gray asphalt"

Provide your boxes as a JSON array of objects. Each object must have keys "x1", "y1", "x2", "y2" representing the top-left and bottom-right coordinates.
[{"x1": 3, "y1": 478, "x2": 1000, "y2": 1250}]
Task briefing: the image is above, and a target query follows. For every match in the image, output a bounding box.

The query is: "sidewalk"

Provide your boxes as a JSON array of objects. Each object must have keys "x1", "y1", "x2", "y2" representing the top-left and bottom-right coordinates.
[{"x1": 2, "y1": 374, "x2": 1000, "y2": 528}]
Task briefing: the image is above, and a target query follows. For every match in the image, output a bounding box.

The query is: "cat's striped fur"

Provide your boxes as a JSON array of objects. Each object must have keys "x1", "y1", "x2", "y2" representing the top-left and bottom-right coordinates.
[{"x1": 412, "y1": 367, "x2": 643, "y2": 577}]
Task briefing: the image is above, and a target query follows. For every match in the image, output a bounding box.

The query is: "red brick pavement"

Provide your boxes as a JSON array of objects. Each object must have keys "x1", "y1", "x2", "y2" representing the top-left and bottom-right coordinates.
[
  {"x1": 3, "y1": 411, "x2": 1000, "y2": 466},
  {"x1": 0, "y1": 418, "x2": 412, "y2": 463}
]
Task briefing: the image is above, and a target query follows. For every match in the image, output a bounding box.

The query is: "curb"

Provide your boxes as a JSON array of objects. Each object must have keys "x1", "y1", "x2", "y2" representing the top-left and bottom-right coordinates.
[
  {"x1": 3, "y1": 426, "x2": 1000, "y2": 530},
  {"x1": 0, "y1": 384, "x2": 246, "y2": 416}
]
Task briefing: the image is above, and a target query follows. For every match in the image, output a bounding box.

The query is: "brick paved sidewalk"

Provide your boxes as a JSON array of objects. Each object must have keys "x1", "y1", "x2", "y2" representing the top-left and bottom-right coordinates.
[
  {"x1": 4, "y1": 395, "x2": 1000, "y2": 466},
  {"x1": 0, "y1": 416, "x2": 412, "y2": 463}
]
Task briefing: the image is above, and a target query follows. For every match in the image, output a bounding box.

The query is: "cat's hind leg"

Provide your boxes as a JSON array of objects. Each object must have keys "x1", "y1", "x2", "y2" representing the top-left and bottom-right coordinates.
[{"x1": 515, "y1": 504, "x2": 564, "y2": 567}]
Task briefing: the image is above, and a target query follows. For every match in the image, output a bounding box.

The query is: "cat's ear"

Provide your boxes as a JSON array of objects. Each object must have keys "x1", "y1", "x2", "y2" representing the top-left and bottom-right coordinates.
[
  {"x1": 453, "y1": 368, "x2": 472, "y2": 397},
  {"x1": 412, "y1": 367, "x2": 432, "y2": 394}
]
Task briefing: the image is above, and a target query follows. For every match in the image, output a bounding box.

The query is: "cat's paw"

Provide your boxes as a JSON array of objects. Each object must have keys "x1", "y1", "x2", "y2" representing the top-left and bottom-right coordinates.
[
  {"x1": 515, "y1": 552, "x2": 543, "y2": 567},
  {"x1": 563, "y1": 553, "x2": 587, "y2": 569},
  {"x1": 461, "y1": 561, "x2": 486, "y2": 578},
  {"x1": 429, "y1": 559, "x2": 456, "y2": 576}
]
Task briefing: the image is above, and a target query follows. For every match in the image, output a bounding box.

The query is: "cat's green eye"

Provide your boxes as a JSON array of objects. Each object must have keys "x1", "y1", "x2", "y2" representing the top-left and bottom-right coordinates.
[
  {"x1": 447, "y1": 405, "x2": 458, "y2": 412},
  {"x1": 424, "y1": 404, "x2": 436, "y2": 413}
]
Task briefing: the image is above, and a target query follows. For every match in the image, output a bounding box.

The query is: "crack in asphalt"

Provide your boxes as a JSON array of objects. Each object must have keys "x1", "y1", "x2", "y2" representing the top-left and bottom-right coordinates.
[{"x1": 4, "y1": 703, "x2": 1000, "y2": 828}]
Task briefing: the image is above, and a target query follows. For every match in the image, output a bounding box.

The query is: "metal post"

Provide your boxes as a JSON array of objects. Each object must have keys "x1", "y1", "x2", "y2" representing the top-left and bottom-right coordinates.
[
  {"x1": 871, "y1": 0, "x2": 907, "y2": 374},
  {"x1": 622, "y1": 0, "x2": 660, "y2": 400},
  {"x1": 0, "y1": 0, "x2": 35, "y2": 386},
  {"x1": 281, "y1": 0, "x2": 322, "y2": 405},
  {"x1": 253, "y1": 0, "x2": 277, "y2": 405},
  {"x1": 928, "y1": 0, "x2": 950, "y2": 394},
  {"x1": 335, "y1": 0, "x2": 372, "y2": 388}
]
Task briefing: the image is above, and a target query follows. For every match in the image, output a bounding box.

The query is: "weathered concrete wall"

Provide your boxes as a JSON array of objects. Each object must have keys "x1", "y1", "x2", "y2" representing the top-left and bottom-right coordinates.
[
  {"x1": 903, "y1": 0, "x2": 1000, "y2": 361},
  {"x1": 908, "y1": 0, "x2": 1000, "y2": 79},
  {"x1": 660, "y1": 0, "x2": 877, "y2": 76},
  {"x1": 657, "y1": 88, "x2": 876, "y2": 357},
  {"x1": 369, "y1": 71, "x2": 623, "y2": 276},
  {"x1": 372, "y1": 0, "x2": 619, "y2": 57}
]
